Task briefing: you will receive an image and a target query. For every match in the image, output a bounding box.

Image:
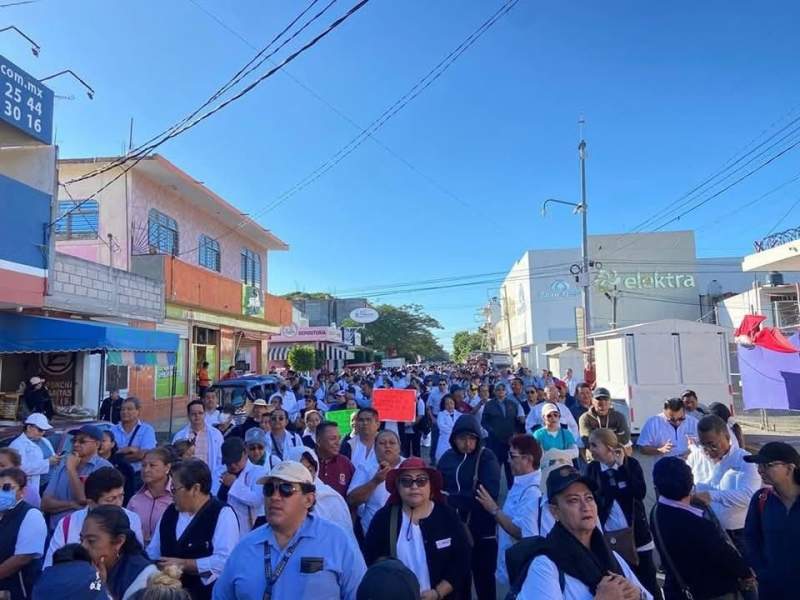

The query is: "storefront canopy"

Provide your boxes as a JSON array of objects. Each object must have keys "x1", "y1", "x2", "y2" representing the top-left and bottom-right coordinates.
[{"x1": 0, "y1": 313, "x2": 179, "y2": 354}]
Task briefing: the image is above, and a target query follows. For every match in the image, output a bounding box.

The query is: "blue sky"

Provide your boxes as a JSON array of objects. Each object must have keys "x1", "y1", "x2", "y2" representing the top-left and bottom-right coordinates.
[{"x1": 7, "y1": 0, "x2": 800, "y2": 350}]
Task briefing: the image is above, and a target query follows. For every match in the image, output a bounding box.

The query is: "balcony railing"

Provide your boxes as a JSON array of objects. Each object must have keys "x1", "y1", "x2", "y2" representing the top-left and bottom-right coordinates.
[{"x1": 754, "y1": 226, "x2": 800, "y2": 252}]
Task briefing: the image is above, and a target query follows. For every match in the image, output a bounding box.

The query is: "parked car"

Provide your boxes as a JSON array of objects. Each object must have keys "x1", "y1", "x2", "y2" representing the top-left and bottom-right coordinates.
[
  {"x1": 0, "y1": 418, "x2": 113, "y2": 453},
  {"x1": 209, "y1": 375, "x2": 281, "y2": 412}
]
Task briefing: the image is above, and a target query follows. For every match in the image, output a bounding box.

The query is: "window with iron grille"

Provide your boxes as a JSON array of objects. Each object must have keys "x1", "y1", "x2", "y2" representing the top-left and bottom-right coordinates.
[
  {"x1": 241, "y1": 247, "x2": 261, "y2": 287},
  {"x1": 147, "y1": 209, "x2": 179, "y2": 255},
  {"x1": 198, "y1": 234, "x2": 221, "y2": 272},
  {"x1": 55, "y1": 200, "x2": 99, "y2": 239}
]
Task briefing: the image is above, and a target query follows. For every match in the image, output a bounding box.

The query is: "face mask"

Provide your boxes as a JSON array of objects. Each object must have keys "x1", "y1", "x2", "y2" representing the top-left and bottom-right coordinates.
[{"x1": 0, "y1": 489, "x2": 16, "y2": 511}]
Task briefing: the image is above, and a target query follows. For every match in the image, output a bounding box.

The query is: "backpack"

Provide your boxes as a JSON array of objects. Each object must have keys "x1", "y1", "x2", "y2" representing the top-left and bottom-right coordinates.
[{"x1": 504, "y1": 536, "x2": 565, "y2": 599}]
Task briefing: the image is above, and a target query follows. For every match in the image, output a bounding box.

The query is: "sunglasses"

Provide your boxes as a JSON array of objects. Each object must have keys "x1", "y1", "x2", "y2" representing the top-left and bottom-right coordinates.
[
  {"x1": 0, "y1": 483, "x2": 16, "y2": 492},
  {"x1": 270, "y1": 415, "x2": 286, "y2": 421},
  {"x1": 526, "y1": 390, "x2": 537, "y2": 395},
  {"x1": 263, "y1": 481, "x2": 301, "y2": 498},
  {"x1": 397, "y1": 476, "x2": 430, "y2": 489}
]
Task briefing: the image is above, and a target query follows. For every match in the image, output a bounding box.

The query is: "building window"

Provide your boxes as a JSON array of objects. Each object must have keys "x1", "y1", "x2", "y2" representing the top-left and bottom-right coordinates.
[
  {"x1": 198, "y1": 234, "x2": 221, "y2": 272},
  {"x1": 241, "y1": 248, "x2": 261, "y2": 287},
  {"x1": 55, "y1": 200, "x2": 99, "y2": 239},
  {"x1": 147, "y1": 209, "x2": 178, "y2": 255}
]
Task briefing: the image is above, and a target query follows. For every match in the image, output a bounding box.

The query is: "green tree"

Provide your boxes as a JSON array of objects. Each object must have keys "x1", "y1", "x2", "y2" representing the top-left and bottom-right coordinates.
[
  {"x1": 359, "y1": 304, "x2": 446, "y2": 362},
  {"x1": 452, "y1": 330, "x2": 484, "y2": 363},
  {"x1": 287, "y1": 345, "x2": 316, "y2": 372}
]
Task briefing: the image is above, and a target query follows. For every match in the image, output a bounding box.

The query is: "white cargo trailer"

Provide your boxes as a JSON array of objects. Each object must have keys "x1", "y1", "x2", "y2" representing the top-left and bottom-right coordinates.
[{"x1": 591, "y1": 319, "x2": 732, "y2": 434}]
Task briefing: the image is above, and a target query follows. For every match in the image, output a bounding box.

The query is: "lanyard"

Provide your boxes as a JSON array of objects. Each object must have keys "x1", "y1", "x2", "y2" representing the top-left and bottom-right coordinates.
[
  {"x1": 263, "y1": 539, "x2": 301, "y2": 600},
  {"x1": 270, "y1": 434, "x2": 284, "y2": 460}
]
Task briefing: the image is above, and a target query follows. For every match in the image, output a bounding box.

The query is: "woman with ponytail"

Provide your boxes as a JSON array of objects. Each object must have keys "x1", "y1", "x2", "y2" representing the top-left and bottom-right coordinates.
[
  {"x1": 129, "y1": 565, "x2": 190, "y2": 600},
  {"x1": 81, "y1": 504, "x2": 159, "y2": 600}
]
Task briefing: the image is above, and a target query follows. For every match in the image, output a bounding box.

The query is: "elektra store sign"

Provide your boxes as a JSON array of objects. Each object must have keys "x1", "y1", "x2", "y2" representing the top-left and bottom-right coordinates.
[{"x1": 595, "y1": 269, "x2": 696, "y2": 292}]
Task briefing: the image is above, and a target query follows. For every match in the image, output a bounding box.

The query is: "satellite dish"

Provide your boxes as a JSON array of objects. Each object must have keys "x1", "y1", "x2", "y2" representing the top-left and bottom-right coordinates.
[{"x1": 350, "y1": 307, "x2": 379, "y2": 324}]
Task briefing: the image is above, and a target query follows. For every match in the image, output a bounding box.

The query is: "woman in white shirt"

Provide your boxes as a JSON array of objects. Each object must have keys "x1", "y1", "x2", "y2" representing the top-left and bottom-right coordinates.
[
  {"x1": 263, "y1": 408, "x2": 303, "y2": 463},
  {"x1": 475, "y1": 433, "x2": 543, "y2": 587},
  {"x1": 434, "y1": 395, "x2": 457, "y2": 462}
]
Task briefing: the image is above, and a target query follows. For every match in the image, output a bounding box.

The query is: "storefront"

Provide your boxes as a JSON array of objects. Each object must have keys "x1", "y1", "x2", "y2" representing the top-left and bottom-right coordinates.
[
  {"x1": 267, "y1": 326, "x2": 353, "y2": 373},
  {"x1": 0, "y1": 312, "x2": 178, "y2": 420}
]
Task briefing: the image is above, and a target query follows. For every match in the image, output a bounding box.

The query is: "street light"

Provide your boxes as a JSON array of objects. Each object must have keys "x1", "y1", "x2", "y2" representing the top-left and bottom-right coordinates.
[
  {"x1": 540, "y1": 138, "x2": 591, "y2": 347},
  {"x1": 0, "y1": 26, "x2": 40, "y2": 56},
  {"x1": 39, "y1": 69, "x2": 95, "y2": 99}
]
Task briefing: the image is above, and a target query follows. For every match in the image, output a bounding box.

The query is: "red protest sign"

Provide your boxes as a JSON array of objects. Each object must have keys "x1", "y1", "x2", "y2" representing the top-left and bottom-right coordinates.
[{"x1": 373, "y1": 388, "x2": 417, "y2": 422}]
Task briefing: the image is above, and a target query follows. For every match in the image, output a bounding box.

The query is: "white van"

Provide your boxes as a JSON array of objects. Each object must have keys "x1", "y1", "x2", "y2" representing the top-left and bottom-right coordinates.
[{"x1": 592, "y1": 319, "x2": 732, "y2": 434}]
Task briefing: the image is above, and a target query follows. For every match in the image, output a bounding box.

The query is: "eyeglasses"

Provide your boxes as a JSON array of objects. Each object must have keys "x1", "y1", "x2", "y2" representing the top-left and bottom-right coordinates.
[
  {"x1": 546, "y1": 412, "x2": 560, "y2": 418},
  {"x1": 0, "y1": 483, "x2": 17, "y2": 492},
  {"x1": 263, "y1": 481, "x2": 301, "y2": 498},
  {"x1": 667, "y1": 417, "x2": 686, "y2": 425},
  {"x1": 397, "y1": 476, "x2": 430, "y2": 489},
  {"x1": 270, "y1": 415, "x2": 286, "y2": 422}
]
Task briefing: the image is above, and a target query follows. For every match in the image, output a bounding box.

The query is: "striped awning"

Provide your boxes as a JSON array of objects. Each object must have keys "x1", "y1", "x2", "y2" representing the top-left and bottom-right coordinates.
[
  {"x1": 268, "y1": 342, "x2": 352, "y2": 363},
  {"x1": 268, "y1": 344, "x2": 290, "y2": 361}
]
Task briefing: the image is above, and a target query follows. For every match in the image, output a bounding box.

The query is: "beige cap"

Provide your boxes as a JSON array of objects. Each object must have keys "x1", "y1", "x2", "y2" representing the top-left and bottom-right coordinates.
[
  {"x1": 541, "y1": 402, "x2": 560, "y2": 417},
  {"x1": 256, "y1": 460, "x2": 314, "y2": 486}
]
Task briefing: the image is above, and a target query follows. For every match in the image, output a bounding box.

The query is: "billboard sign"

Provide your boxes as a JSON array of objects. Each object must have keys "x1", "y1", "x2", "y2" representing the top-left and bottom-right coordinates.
[
  {"x1": 0, "y1": 55, "x2": 53, "y2": 144},
  {"x1": 242, "y1": 284, "x2": 264, "y2": 318},
  {"x1": 349, "y1": 306, "x2": 379, "y2": 323}
]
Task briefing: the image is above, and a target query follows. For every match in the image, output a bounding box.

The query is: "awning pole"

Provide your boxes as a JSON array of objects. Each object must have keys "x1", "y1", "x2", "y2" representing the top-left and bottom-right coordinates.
[
  {"x1": 168, "y1": 361, "x2": 177, "y2": 439},
  {"x1": 98, "y1": 351, "x2": 106, "y2": 416}
]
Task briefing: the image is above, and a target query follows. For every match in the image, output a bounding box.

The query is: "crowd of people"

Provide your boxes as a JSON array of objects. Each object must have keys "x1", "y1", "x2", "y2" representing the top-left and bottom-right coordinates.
[{"x1": 0, "y1": 364, "x2": 797, "y2": 599}]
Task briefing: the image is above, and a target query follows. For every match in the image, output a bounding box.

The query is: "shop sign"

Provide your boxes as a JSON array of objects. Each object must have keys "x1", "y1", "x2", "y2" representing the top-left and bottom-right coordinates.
[
  {"x1": 539, "y1": 279, "x2": 580, "y2": 299},
  {"x1": 242, "y1": 284, "x2": 264, "y2": 318},
  {"x1": 594, "y1": 269, "x2": 696, "y2": 293},
  {"x1": 38, "y1": 352, "x2": 74, "y2": 407},
  {"x1": 349, "y1": 306, "x2": 379, "y2": 323},
  {"x1": 0, "y1": 54, "x2": 54, "y2": 144}
]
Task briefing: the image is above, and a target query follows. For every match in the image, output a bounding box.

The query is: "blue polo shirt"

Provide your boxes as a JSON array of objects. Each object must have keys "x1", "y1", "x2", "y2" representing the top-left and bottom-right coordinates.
[
  {"x1": 111, "y1": 420, "x2": 157, "y2": 472},
  {"x1": 212, "y1": 514, "x2": 366, "y2": 600},
  {"x1": 44, "y1": 454, "x2": 113, "y2": 524}
]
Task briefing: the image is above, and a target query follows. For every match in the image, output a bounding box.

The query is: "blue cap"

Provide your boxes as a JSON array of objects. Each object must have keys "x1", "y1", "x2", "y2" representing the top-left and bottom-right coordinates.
[
  {"x1": 67, "y1": 424, "x2": 104, "y2": 442},
  {"x1": 33, "y1": 562, "x2": 108, "y2": 600}
]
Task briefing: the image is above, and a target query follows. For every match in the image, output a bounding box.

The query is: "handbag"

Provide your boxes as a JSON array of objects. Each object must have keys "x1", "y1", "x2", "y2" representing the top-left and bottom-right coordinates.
[{"x1": 602, "y1": 526, "x2": 639, "y2": 567}]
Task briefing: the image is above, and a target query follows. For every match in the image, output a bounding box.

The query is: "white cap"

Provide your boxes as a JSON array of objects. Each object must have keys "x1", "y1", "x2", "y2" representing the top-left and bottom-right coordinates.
[
  {"x1": 24, "y1": 413, "x2": 52, "y2": 430},
  {"x1": 256, "y1": 460, "x2": 314, "y2": 486},
  {"x1": 252, "y1": 399, "x2": 269, "y2": 407},
  {"x1": 541, "y1": 403, "x2": 560, "y2": 417},
  {"x1": 29, "y1": 376, "x2": 44, "y2": 386}
]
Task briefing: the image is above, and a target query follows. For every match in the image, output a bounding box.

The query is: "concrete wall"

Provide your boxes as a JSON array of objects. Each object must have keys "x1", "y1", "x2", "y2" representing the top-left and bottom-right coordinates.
[{"x1": 47, "y1": 252, "x2": 164, "y2": 322}]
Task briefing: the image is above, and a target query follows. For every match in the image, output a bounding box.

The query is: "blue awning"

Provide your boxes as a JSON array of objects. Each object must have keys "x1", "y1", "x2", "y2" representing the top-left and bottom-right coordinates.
[{"x1": 0, "y1": 313, "x2": 179, "y2": 354}]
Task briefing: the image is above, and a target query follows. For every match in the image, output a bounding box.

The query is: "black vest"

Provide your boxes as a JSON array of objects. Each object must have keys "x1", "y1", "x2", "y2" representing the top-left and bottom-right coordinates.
[
  {"x1": 0, "y1": 501, "x2": 40, "y2": 600},
  {"x1": 159, "y1": 497, "x2": 224, "y2": 600}
]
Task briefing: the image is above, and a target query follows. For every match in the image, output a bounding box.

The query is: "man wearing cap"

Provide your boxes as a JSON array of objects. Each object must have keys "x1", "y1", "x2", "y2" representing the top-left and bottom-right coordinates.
[
  {"x1": 578, "y1": 387, "x2": 632, "y2": 459},
  {"x1": 172, "y1": 400, "x2": 224, "y2": 470},
  {"x1": 232, "y1": 398, "x2": 271, "y2": 439},
  {"x1": 637, "y1": 397, "x2": 698, "y2": 459},
  {"x1": 10, "y1": 413, "x2": 59, "y2": 507},
  {"x1": 518, "y1": 466, "x2": 653, "y2": 599},
  {"x1": 23, "y1": 376, "x2": 54, "y2": 419},
  {"x1": 214, "y1": 437, "x2": 269, "y2": 536},
  {"x1": 744, "y1": 441, "x2": 800, "y2": 599},
  {"x1": 481, "y1": 382, "x2": 523, "y2": 488},
  {"x1": 41, "y1": 424, "x2": 112, "y2": 525},
  {"x1": 681, "y1": 389, "x2": 708, "y2": 421},
  {"x1": 213, "y1": 460, "x2": 367, "y2": 600},
  {"x1": 245, "y1": 427, "x2": 268, "y2": 467},
  {"x1": 686, "y1": 415, "x2": 761, "y2": 552}
]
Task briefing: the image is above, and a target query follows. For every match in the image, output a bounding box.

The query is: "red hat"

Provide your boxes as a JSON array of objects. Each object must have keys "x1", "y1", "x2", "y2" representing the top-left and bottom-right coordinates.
[{"x1": 385, "y1": 457, "x2": 445, "y2": 505}]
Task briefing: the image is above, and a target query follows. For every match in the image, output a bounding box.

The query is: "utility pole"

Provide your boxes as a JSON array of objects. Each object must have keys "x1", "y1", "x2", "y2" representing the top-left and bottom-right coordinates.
[
  {"x1": 502, "y1": 285, "x2": 514, "y2": 361},
  {"x1": 579, "y1": 137, "x2": 592, "y2": 342}
]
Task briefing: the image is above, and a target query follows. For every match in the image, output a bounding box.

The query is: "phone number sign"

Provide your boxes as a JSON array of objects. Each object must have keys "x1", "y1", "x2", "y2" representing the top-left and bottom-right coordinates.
[{"x1": 0, "y1": 55, "x2": 53, "y2": 144}]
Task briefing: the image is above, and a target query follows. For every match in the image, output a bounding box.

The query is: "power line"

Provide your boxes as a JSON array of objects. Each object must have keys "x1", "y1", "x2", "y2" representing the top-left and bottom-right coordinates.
[
  {"x1": 53, "y1": 0, "x2": 371, "y2": 228},
  {"x1": 172, "y1": 0, "x2": 519, "y2": 259},
  {"x1": 62, "y1": 0, "x2": 336, "y2": 187},
  {"x1": 186, "y1": 0, "x2": 502, "y2": 225}
]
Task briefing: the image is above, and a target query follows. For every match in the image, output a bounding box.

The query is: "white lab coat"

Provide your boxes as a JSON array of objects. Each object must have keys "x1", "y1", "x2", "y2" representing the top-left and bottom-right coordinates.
[{"x1": 9, "y1": 433, "x2": 53, "y2": 506}]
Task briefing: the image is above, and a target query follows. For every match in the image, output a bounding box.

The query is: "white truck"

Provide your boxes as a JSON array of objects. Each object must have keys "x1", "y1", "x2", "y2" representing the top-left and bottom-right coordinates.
[{"x1": 591, "y1": 319, "x2": 732, "y2": 434}]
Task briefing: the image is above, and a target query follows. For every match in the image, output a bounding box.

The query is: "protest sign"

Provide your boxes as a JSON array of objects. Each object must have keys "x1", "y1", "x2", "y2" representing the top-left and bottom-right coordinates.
[
  {"x1": 373, "y1": 388, "x2": 417, "y2": 422},
  {"x1": 327, "y1": 408, "x2": 357, "y2": 436}
]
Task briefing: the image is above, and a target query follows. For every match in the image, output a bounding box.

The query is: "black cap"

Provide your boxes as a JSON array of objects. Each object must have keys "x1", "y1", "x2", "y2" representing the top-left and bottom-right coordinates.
[
  {"x1": 221, "y1": 437, "x2": 246, "y2": 465},
  {"x1": 744, "y1": 442, "x2": 800, "y2": 466},
  {"x1": 592, "y1": 387, "x2": 611, "y2": 399},
  {"x1": 357, "y1": 558, "x2": 420, "y2": 600},
  {"x1": 546, "y1": 465, "x2": 597, "y2": 499}
]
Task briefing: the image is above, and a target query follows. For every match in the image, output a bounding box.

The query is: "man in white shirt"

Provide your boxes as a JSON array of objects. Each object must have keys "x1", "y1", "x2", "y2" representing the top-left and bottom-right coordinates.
[
  {"x1": 212, "y1": 437, "x2": 268, "y2": 536},
  {"x1": 687, "y1": 414, "x2": 761, "y2": 553},
  {"x1": 44, "y1": 466, "x2": 144, "y2": 567},
  {"x1": 172, "y1": 399, "x2": 224, "y2": 470},
  {"x1": 637, "y1": 397, "x2": 699, "y2": 460},
  {"x1": 10, "y1": 413, "x2": 59, "y2": 507},
  {"x1": 202, "y1": 390, "x2": 222, "y2": 426},
  {"x1": 344, "y1": 407, "x2": 380, "y2": 470}
]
